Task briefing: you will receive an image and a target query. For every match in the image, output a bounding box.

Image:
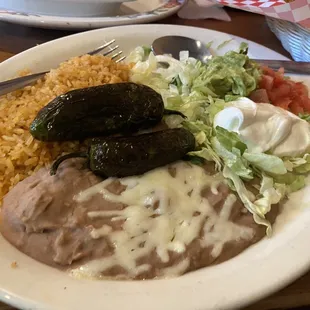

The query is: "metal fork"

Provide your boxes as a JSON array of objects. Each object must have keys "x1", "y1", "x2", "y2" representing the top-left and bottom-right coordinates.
[{"x1": 0, "y1": 39, "x2": 126, "y2": 97}]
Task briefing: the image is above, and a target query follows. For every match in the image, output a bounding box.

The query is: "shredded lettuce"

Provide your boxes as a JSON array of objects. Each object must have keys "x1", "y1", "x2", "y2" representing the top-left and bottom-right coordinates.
[
  {"x1": 211, "y1": 136, "x2": 253, "y2": 180},
  {"x1": 238, "y1": 42, "x2": 249, "y2": 55},
  {"x1": 299, "y1": 113, "x2": 310, "y2": 122},
  {"x1": 183, "y1": 120, "x2": 222, "y2": 169},
  {"x1": 217, "y1": 39, "x2": 233, "y2": 50},
  {"x1": 210, "y1": 126, "x2": 252, "y2": 179},
  {"x1": 284, "y1": 154, "x2": 310, "y2": 174},
  {"x1": 272, "y1": 173, "x2": 306, "y2": 193},
  {"x1": 194, "y1": 125, "x2": 305, "y2": 233},
  {"x1": 142, "y1": 46, "x2": 152, "y2": 57},
  {"x1": 223, "y1": 167, "x2": 283, "y2": 236},
  {"x1": 215, "y1": 126, "x2": 247, "y2": 154},
  {"x1": 129, "y1": 45, "x2": 261, "y2": 116},
  {"x1": 191, "y1": 51, "x2": 260, "y2": 99},
  {"x1": 243, "y1": 152, "x2": 287, "y2": 175},
  {"x1": 205, "y1": 41, "x2": 214, "y2": 49},
  {"x1": 206, "y1": 99, "x2": 227, "y2": 123},
  {"x1": 128, "y1": 43, "x2": 309, "y2": 235}
]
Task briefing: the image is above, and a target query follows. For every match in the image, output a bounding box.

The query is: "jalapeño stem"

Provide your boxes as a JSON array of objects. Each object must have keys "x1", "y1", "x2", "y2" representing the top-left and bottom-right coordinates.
[
  {"x1": 164, "y1": 109, "x2": 187, "y2": 118},
  {"x1": 50, "y1": 152, "x2": 88, "y2": 176}
]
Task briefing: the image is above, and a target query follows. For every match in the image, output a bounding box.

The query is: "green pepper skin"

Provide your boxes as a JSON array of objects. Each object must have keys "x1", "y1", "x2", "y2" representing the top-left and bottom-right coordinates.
[
  {"x1": 30, "y1": 83, "x2": 165, "y2": 142},
  {"x1": 89, "y1": 128, "x2": 196, "y2": 177}
]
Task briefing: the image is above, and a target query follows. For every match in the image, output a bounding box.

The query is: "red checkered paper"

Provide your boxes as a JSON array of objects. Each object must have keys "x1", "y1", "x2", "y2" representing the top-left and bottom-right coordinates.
[{"x1": 215, "y1": 0, "x2": 310, "y2": 28}]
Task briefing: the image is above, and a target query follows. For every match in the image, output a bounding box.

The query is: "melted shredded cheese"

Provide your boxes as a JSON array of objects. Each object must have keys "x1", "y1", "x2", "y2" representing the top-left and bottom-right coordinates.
[{"x1": 71, "y1": 162, "x2": 254, "y2": 279}]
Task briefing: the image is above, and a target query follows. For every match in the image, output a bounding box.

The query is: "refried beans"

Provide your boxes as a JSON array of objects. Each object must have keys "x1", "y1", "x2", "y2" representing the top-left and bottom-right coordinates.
[{"x1": 0, "y1": 159, "x2": 278, "y2": 280}]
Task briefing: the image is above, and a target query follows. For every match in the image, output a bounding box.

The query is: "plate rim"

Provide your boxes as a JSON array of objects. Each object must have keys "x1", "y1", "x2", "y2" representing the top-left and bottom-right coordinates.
[
  {"x1": 0, "y1": 0, "x2": 186, "y2": 30},
  {"x1": 0, "y1": 23, "x2": 289, "y2": 79},
  {"x1": 1, "y1": 24, "x2": 308, "y2": 310}
]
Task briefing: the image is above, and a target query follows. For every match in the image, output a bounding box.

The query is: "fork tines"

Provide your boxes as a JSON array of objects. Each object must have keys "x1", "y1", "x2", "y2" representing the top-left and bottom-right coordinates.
[{"x1": 89, "y1": 39, "x2": 125, "y2": 63}]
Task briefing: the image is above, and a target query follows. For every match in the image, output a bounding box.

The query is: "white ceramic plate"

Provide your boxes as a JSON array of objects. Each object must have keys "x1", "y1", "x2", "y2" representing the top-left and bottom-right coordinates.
[
  {"x1": 0, "y1": 0, "x2": 185, "y2": 30},
  {"x1": 1, "y1": 24, "x2": 310, "y2": 310},
  {"x1": 0, "y1": 0, "x2": 134, "y2": 18}
]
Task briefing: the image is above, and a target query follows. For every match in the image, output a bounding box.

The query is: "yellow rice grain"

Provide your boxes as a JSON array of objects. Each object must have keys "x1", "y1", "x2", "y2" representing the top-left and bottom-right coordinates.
[{"x1": 0, "y1": 54, "x2": 131, "y2": 203}]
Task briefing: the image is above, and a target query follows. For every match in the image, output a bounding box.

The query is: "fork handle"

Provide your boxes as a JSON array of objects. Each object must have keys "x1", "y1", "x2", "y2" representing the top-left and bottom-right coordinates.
[
  {"x1": 0, "y1": 71, "x2": 48, "y2": 97},
  {"x1": 255, "y1": 59, "x2": 310, "y2": 74}
]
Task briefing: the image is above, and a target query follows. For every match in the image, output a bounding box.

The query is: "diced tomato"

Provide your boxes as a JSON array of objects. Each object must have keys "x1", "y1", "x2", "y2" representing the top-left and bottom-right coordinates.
[
  {"x1": 273, "y1": 98, "x2": 291, "y2": 110},
  {"x1": 290, "y1": 101, "x2": 304, "y2": 115},
  {"x1": 303, "y1": 97, "x2": 310, "y2": 112},
  {"x1": 249, "y1": 89, "x2": 269, "y2": 103},
  {"x1": 256, "y1": 65, "x2": 310, "y2": 116},
  {"x1": 261, "y1": 65, "x2": 276, "y2": 77},
  {"x1": 295, "y1": 82, "x2": 309, "y2": 98},
  {"x1": 268, "y1": 83, "x2": 292, "y2": 102},
  {"x1": 273, "y1": 74, "x2": 285, "y2": 88},
  {"x1": 259, "y1": 75, "x2": 274, "y2": 91}
]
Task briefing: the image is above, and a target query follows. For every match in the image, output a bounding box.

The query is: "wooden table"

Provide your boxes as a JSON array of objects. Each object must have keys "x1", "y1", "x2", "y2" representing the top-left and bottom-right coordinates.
[{"x1": 0, "y1": 7, "x2": 308, "y2": 310}]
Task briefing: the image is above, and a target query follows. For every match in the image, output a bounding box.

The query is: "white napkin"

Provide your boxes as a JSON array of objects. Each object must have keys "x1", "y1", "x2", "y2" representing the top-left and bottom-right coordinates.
[{"x1": 178, "y1": 0, "x2": 231, "y2": 21}]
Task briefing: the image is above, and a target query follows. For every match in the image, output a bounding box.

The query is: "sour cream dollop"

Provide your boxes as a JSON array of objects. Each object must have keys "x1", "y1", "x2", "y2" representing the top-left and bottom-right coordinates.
[{"x1": 213, "y1": 97, "x2": 310, "y2": 157}]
